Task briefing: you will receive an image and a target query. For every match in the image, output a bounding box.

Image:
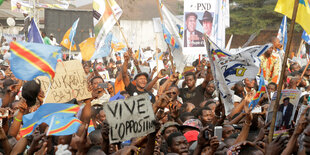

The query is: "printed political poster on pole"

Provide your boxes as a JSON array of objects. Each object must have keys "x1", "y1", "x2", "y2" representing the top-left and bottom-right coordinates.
[
  {"x1": 183, "y1": 0, "x2": 216, "y2": 56},
  {"x1": 266, "y1": 89, "x2": 301, "y2": 129}
]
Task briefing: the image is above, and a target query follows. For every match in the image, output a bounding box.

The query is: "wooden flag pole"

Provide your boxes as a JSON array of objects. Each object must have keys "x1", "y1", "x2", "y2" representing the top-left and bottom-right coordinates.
[
  {"x1": 298, "y1": 59, "x2": 310, "y2": 84},
  {"x1": 268, "y1": 0, "x2": 300, "y2": 143},
  {"x1": 156, "y1": 0, "x2": 164, "y2": 21},
  {"x1": 156, "y1": 35, "x2": 160, "y2": 90},
  {"x1": 106, "y1": 0, "x2": 129, "y2": 48},
  {"x1": 167, "y1": 45, "x2": 175, "y2": 74},
  {"x1": 156, "y1": 0, "x2": 177, "y2": 74}
]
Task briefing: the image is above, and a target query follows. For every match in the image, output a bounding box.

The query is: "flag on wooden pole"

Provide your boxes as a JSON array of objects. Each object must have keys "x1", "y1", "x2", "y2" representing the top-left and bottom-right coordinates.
[{"x1": 275, "y1": 0, "x2": 310, "y2": 34}]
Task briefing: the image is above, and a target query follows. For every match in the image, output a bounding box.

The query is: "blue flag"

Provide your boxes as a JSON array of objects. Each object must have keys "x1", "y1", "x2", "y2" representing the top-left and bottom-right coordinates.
[
  {"x1": 28, "y1": 19, "x2": 43, "y2": 43},
  {"x1": 69, "y1": 18, "x2": 79, "y2": 46},
  {"x1": 20, "y1": 103, "x2": 80, "y2": 137},
  {"x1": 47, "y1": 116, "x2": 82, "y2": 136},
  {"x1": 277, "y1": 16, "x2": 287, "y2": 51},
  {"x1": 302, "y1": 30, "x2": 310, "y2": 45},
  {"x1": 91, "y1": 32, "x2": 113, "y2": 60},
  {"x1": 109, "y1": 91, "x2": 125, "y2": 102},
  {"x1": 10, "y1": 41, "x2": 62, "y2": 80}
]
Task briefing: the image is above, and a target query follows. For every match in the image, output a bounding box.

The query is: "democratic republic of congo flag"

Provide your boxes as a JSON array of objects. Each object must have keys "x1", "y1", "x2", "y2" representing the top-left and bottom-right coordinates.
[
  {"x1": 20, "y1": 103, "x2": 80, "y2": 137},
  {"x1": 162, "y1": 25, "x2": 179, "y2": 49},
  {"x1": 88, "y1": 119, "x2": 95, "y2": 134},
  {"x1": 10, "y1": 41, "x2": 62, "y2": 81},
  {"x1": 248, "y1": 71, "x2": 267, "y2": 109},
  {"x1": 47, "y1": 116, "x2": 82, "y2": 136},
  {"x1": 211, "y1": 49, "x2": 231, "y2": 60}
]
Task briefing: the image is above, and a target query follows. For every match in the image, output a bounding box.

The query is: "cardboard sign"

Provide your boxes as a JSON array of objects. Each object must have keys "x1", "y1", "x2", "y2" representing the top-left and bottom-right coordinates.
[
  {"x1": 37, "y1": 60, "x2": 91, "y2": 103},
  {"x1": 104, "y1": 93, "x2": 156, "y2": 143}
]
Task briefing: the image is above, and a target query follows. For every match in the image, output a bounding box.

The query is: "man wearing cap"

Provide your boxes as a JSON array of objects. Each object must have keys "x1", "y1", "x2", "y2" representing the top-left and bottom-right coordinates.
[
  {"x1": 199, "y1": 11, "x2": 213, "y2": 37},
  {"x1": 184, "y1": 12, "x2": 204, "y2": 47},
  {"x1": 159, "y1": 122, "x2": 180, "y2": 154},
  {"x1": 122, "y1": 51, "x2": 155, "y2": 103},
  {"x1": 278, "y1": 97, "x2": 294, "y2": 129},
  {"x1": 50, "y1": 33, "x2": 59, "y2": 46}
]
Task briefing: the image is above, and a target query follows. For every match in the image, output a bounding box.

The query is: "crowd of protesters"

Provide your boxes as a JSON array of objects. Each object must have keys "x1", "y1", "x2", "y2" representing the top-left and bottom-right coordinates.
[{"x1": 0, "y1": 36, "x2": 310, "y2": 155}]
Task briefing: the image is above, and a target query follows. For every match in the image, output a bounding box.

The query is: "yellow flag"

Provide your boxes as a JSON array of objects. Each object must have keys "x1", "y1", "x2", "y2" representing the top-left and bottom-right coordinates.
[
  {"x1": 275, "y1": 0, "x2": 310, "y2": 34},
  {"x1": 79, "y1": 37, "x2": 96, "y2": 61},
  {"x1": 61, "y1": 18, "x2": 79, "y2": 51},
  {"x1": 111, "y1": 42, "x2": 125, "y2": 51},
  {"x1": 61, "y1": 28, "x2": 76, "y2": 51},
  {"x1": 135, "y1": 49, "x2": 140, "y2": 60}
]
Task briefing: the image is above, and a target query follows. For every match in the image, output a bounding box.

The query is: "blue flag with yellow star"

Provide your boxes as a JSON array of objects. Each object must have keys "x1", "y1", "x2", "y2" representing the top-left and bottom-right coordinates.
[
  {"x1": 46, "y1": 116, "x2": 82, "y2": 136},
  {"x1": 10, "y1": 41, "x2": 62, "y2": 81},
  {"x1": 20, "y1": 103, "x2": 80, "y2": 137}
]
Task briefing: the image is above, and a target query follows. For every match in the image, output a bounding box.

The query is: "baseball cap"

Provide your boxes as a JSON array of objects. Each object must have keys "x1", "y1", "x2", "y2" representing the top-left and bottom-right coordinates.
[
  {"x1": 160, "y1": 121, "x2": 180, "y2": 134},
  {"x1": 134, "y1": 72, "x2": 149, "y2": 80},
  {"x1": 180, "y1": 119, "x2": 203, "y2": 131}
]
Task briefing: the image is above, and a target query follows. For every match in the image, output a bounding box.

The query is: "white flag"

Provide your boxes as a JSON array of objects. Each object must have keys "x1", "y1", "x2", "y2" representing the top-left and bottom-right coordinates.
[
  {"x1": 207, "y1": 37, "x2": 271, "y2": 114},
  {"x1": 160, "y1": 1, "x2": 185, "y2": 72},
  {"x1": 93, "y1": 0, "x2": 122, "y2": 50}
]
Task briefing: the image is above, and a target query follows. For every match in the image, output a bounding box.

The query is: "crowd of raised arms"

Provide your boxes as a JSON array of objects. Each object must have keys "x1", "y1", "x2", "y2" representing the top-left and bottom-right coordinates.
[{"x1": 0, "y1": 36, "x2": 310, "y2": 155}]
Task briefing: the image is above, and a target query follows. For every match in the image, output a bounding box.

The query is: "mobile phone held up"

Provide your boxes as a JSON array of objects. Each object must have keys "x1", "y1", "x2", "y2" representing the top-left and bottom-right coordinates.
[{"x1": 214, "y1": 126, "x2": 223, "y2": 141}]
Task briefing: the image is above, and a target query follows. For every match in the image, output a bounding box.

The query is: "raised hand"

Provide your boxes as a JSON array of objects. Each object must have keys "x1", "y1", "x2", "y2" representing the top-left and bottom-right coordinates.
[
  {"x1": 169, "y1": 73, "x2": 179, "y2": 83},
  {"x1": 265, "y1": 134, "x2": 288, "y2": 155},
  {"x1": 157, "y1": 69, "x2": 167, "y2": 79},
  {"x1": 17, "y1": 98, "x2": 28, "y2": 114},
  {"x1": 169, "y1": 104, "x2": 180, "y2": 119},
  {"x1": 155, "y1": 92, "x2": 171, "y2": 109},
  {"x1": 124, "y1": 52, "x2": 130, "y2": 62},
  {"x1": 34, "y1": 142, "x2": 48, "y2": 155},
  {"x1": 210, "y1": 136, "x2": 220, "y2": 153}
]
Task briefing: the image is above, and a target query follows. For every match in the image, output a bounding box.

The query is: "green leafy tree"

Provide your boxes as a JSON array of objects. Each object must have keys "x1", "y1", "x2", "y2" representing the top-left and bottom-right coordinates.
[{"x1": 227, "y1": 0, "x2": 302, "y2": 35}]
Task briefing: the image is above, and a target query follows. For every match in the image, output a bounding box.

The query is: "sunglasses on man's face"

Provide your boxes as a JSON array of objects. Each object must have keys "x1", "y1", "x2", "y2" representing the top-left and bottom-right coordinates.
[{"x1": 167, "y1": 92, "x2": 177, "y2": 95}]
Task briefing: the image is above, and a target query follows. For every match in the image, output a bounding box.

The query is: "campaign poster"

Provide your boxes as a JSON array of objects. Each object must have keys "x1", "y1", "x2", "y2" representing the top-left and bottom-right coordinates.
[
  {"x1": 267, "y1": 89, "x2": 301, "y2": 129},
  {"x1": 11, "y1": 0, "x2": 31, "y2": 14},
  {"x1": 183, "y1": 0, "x2": 216, "y2": 55}
]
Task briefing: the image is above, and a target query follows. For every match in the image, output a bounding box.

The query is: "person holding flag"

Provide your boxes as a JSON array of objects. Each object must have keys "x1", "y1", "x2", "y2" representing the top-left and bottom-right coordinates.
[{"x1": 27, "y1": 18, "x2": 43, "y2": 43}]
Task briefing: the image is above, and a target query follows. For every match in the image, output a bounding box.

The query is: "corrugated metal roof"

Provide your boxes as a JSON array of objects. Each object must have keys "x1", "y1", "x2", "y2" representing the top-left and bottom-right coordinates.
[{"x1": 0, "y1": 9, "x2": 24, "y2": 18}]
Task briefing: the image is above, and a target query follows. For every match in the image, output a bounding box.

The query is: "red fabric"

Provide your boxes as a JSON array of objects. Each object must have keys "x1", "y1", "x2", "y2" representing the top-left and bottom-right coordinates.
[{"x1": 184, "y1": 130, "x2": 199, "y2": 143}]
